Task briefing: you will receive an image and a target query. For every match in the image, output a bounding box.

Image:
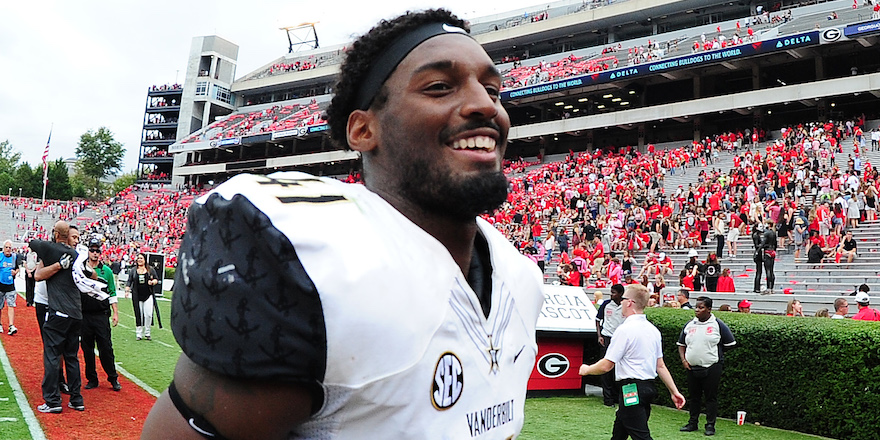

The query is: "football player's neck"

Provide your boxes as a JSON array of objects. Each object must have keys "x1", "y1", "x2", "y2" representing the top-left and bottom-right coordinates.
[{"x1": 368, "y1": 181, "x2": 478, "y2": 277}]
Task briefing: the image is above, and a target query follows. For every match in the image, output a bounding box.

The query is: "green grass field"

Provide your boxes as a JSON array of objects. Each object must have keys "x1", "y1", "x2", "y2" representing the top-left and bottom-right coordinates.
[
  {"x1": 0, "y1": 354, "x2": 30, "y2": 440},
  {"x1": 0, "y1": 292, "x2": 835, "y2": 439},
  {"x1": 521, "y1": 396, "x2": 833, "y2": 439},
  {"x1": 109, "y1": 294, "x2": 178, "y2": 392}
]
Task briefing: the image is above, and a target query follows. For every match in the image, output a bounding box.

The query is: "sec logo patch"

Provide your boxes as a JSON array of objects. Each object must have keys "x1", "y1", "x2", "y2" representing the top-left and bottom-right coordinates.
[{"x1": 432, "y1": 353, "x2": 464, "y2": 410}]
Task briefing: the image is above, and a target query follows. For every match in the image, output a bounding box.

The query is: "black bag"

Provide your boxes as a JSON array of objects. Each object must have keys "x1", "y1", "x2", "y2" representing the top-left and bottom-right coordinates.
[{"x1": 753, "y1": 248, "x2": 763, "y2": 263}]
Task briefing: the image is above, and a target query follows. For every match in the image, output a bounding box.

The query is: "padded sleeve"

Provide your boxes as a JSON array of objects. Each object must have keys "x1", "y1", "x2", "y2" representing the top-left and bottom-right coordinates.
[{"x1": 172, "y1": 193, "x2": 327, "y2": 384}]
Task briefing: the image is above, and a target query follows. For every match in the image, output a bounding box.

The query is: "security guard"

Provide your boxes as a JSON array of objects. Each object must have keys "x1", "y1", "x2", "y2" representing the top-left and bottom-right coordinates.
[
  {"x1": 580, "y1": 284, "x2": 686, "y2": 439},
  {"x1": 596, "y1": 283, "x2": 625, "y2": 406},
  {"x1": 677, "y1": 296, "x2": 736, "y2": 436},
  {"x1": 81, "y1": 237, "x2": 121, "y2": 391}
]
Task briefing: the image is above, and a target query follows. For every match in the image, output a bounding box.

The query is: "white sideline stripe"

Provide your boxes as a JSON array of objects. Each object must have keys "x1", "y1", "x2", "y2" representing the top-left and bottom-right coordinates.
[
  {"x1": 116, "y1": 363, "x2": 161, "y2": 398},
  {"x1": 0, "y1": 339, "x2": 46, "y2": 440}
]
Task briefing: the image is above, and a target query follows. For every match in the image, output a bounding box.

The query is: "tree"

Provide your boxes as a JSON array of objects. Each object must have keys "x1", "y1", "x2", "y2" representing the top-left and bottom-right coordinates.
[
  {"x1": 0, "y1": 140, "x2": 21, "y2": 176},
  {"x1": 45, "y1": 159, "x2": 73, "y2": 201},
  {"x1": 111, "y1": 170, "x2": 138, "y2": 195},
  {"x1": 75, "y1": 127, "x2": 125, "y2": 199},
  {"x1": 0, "y1": 140, "x2": 21, "y2": 196},
  {"x1": 69, "y1": 168, "x2": 93, "y2": 200},
  {"x1": 12, "y1": 163, "x2": 40, "y2": 198}
]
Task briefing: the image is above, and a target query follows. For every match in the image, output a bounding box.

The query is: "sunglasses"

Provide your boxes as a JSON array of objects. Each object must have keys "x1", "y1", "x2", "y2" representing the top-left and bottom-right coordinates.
[{"x1": 88, "y1": 248, "x2": 101, "y2": 253}]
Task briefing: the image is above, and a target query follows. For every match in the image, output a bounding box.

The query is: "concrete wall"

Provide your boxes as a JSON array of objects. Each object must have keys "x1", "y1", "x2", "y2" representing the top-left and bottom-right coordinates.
[{"x1": 510, "y1": 72, "x2": 880, "y2": 141}]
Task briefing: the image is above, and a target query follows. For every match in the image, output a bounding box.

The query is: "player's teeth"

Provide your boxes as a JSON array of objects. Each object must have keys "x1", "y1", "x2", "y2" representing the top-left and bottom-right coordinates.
[{"x1": 452, "y1": 137, "x2": 496, "y2": 150}]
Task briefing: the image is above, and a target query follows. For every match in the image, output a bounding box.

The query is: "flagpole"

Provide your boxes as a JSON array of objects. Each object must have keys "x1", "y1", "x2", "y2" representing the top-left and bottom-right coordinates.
[{"x1": 41, "y1": 124, "x2": 52, "y2": 204}]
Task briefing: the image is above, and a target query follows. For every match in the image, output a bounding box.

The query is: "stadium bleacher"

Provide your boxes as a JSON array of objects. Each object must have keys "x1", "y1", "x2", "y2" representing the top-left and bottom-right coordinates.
[
  {"x1": 495, "y1": 0, "x2": 858, "y2": 95},
  {"x1": 469, "y1": 0, "x2": 629, "y2": 36},
  {"x1": 179, "y1": 98, "x2": 328, "y2": 144},
  {"x1": 492, "y1": 113, "x2": 880, "y2": 316}
]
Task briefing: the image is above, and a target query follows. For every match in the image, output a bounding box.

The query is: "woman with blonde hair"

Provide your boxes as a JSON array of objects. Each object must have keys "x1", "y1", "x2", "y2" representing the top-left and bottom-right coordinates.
[
  {"x1": 749, "y1": 196, "x2": 765, "y2": 224},
  {"x1": 786, "y1": 299, "x2": 805, "y2": 317},
  {"x1": 865, "y1": 183, "x2": 877, "y2": 221}
]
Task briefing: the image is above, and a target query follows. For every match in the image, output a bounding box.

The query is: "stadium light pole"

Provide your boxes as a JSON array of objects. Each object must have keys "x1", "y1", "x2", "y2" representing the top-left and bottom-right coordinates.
[{"x1": 18, "y1": 188, "x2": 21, "y2": 198}]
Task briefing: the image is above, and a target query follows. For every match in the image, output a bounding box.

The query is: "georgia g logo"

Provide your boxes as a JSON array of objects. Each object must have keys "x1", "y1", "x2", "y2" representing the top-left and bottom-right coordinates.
[
  {"x1": 432, "y1": 352, "x2": 464, "y2": 410},
  {"x1": 537, "y1": 353, "x2": 570, "y2": 378}
]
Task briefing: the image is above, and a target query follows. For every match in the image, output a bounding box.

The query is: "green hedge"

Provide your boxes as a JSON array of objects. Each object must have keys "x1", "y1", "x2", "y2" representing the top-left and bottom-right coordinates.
[
  {"x1": 646, "y1": 307, "x2": 880, "y2": 440},
  {"x1": 164, "y1": 267, "x2": 175, "y2": 280}
]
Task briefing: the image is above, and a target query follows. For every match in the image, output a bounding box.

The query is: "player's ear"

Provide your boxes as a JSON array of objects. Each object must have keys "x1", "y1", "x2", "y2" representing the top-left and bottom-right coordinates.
[{"x1": 347, "y1": 110, "x2": 378, "y2": 153}]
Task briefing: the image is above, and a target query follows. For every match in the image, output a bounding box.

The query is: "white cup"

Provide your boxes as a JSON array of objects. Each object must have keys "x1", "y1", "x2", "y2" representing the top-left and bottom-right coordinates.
[{"x1": 737, "y1": 411, "x2": 746, "y2": 426}]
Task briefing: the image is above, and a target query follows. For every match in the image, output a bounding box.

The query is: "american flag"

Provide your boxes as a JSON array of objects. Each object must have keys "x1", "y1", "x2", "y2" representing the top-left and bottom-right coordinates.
[{"x1": 42, "y1": 130, "x2": 51, "y2": 181}]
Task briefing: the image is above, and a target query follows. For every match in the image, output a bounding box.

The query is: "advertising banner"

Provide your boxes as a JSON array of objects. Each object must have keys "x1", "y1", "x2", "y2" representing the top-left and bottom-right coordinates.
[
  {"x1": 501, "y1": 31, "x2": 820, "y2": 101},
  {"x1": 537, "y1": 285, "x2": 598, "y2": 333}
]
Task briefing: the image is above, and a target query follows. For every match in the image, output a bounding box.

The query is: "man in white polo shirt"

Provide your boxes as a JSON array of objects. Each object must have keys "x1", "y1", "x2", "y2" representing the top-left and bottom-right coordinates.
[{"x1": 580, "y1": 284, "x2": 685, "y2": 439}]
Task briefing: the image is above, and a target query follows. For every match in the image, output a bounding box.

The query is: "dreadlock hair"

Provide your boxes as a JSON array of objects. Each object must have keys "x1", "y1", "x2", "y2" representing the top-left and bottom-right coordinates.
[{"x1": 326, "y1": 8, "x2": 468, "y2": 150}]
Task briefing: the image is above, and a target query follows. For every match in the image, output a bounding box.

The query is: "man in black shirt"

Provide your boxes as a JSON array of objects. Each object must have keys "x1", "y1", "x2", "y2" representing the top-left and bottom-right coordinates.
[
  {"x1": 684, "y1": 249, "x2": 704, "y2": 292},
  {"x1": 759, "y1": 220, "x2": 778, "y2": 295},
  {"x1": 840, "y1": 230, "x2": 857, "y2": 263},
  {"x1": 30, "y1": 221, "x2": 85, "y2": 413},
  {"x1": 583, "y1": 219, "x2": 598, "y2": 242},
  {"x1": 82, "y1": 237, "x2": 121, "y2": 391}
]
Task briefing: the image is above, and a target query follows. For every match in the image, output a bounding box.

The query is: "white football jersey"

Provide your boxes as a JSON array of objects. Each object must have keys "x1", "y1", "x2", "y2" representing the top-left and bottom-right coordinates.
[{"x1": 175, "y1": 172, "x2": 544, "y2": 439}]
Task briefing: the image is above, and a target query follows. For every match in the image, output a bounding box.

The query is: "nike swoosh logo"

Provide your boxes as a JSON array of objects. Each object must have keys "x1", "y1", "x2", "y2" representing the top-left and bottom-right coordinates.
[
  {"x1": 189, "y1": 418, "x2": 216, "y2": 437},
  {"x1": 442, "y1": 23, "x2": 468, "y2": 34},
  {"x1": 513, "y1": 346, "x2": 526, "y2": 363}
]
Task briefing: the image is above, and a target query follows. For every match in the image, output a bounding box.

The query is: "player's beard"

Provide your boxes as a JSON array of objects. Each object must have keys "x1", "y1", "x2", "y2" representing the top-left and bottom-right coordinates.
[{"x1": 399, "y1": 157, "x2": 509, "y2": 222}]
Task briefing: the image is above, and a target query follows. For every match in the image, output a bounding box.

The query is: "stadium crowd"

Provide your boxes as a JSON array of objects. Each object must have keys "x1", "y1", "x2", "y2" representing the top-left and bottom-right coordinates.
[
  {"x1": 149, "y1": 83, "x2": 182, "y2": 92},
  {"x1": 6, "y1": 198, "x2": 90, "y2": 243},
  {"x1": 139, "y1": 172, "x2": 170, "y2": 181},
  {"x1": 179, "y1": 99, "x2": 326, "y2": 144},
  {"x1": 147, "y1": 97, "x2": 177, "y2": 108},
  {"x1": 267, "y1": 60, "x2": 318, "y2": 75},
  {"x1": 79, "y1": 185, "x2": 204, "y2": 270},
  {"x1": 495, "y1": 0, "x2": 872, "y2": 92},
  {"x1": 481, "y1": 115, "x2": 876, "y2": 305}
]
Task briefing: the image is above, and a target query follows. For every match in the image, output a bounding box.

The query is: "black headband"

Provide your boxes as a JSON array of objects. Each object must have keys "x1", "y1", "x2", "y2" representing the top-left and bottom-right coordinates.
[{"x1": 354, "y1": 22, "x2": 470, "y2": 110}]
